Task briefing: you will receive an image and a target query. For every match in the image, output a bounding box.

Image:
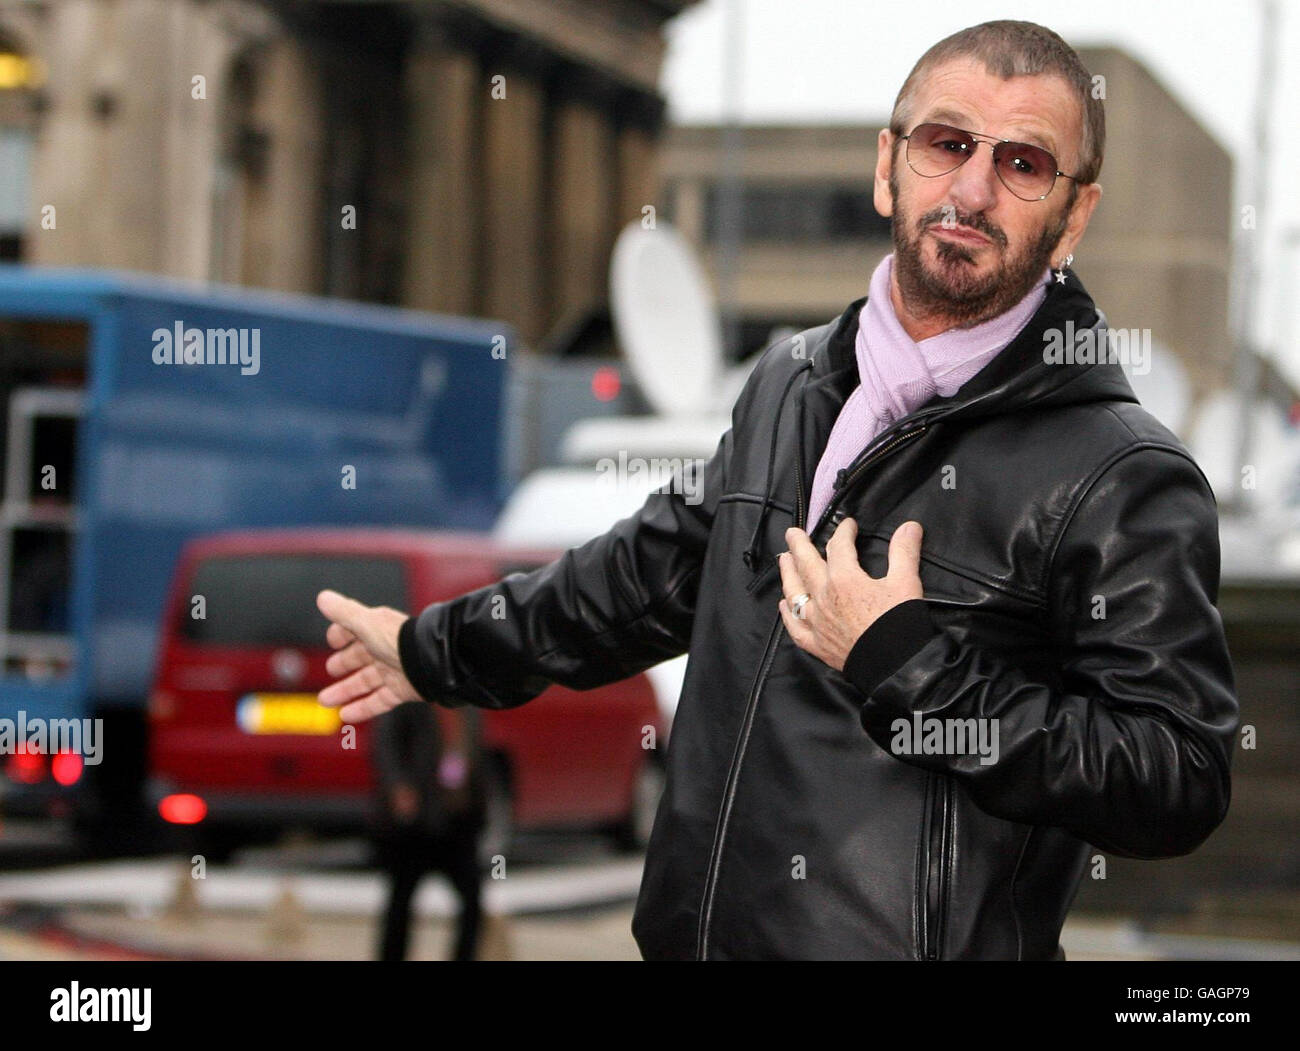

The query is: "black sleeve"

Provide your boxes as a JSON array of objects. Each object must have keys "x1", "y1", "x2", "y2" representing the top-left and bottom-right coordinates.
[
  {"x1": 849, "y1": 448, "x2": 1239, "y2": 860},
  {"x1": 397, "y1": 427, "x2": 734, "y2": 710},
  {"x1": 841, "y1": 598, "x2": 941, "y2": 696}
]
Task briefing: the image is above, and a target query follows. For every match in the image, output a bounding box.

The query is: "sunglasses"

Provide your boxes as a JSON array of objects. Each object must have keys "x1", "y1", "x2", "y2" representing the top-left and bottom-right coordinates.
[{"x1": 899, "y1": 122, "x2": 1082, "y2": 202}]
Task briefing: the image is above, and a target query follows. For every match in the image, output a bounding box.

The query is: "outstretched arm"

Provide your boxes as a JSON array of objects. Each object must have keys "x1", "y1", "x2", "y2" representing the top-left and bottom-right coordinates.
[{"x1": 317, "y1": 431, "x2": 732, "y2": 722}]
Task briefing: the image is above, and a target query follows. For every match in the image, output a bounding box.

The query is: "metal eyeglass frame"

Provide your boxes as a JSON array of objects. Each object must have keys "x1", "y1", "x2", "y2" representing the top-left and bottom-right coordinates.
[{"x1": 898, "y1": 122, "x2": 1083, "y2": 202}]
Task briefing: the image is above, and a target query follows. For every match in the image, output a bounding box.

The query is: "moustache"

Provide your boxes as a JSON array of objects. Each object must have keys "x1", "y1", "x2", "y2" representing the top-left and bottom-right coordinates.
[{"x1": 919, "y1": 208, "x2": 1007, "y2": 249}]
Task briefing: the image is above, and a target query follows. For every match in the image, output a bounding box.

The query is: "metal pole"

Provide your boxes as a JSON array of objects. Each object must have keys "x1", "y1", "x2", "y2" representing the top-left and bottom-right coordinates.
[
  {"x1": 1229, "y1": 0, "x2": 1277, "y2": 513},
  {"x1": 715, "y1": 0, "x2": 745, "y2": 362}
]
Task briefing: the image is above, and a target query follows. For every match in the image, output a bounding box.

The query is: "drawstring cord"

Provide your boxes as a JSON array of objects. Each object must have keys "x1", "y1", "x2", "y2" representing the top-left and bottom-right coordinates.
[{"x1": 742, "y1": 360, "x2": 814, "y2": 575}]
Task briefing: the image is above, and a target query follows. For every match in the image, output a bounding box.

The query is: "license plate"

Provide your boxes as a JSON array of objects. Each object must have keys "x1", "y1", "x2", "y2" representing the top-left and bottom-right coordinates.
[{"x1": 237, "y1": 693, "x2": 341, "y2": 735}]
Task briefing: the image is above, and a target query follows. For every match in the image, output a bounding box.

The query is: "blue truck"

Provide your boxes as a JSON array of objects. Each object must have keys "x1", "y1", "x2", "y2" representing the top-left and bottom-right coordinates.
[{"x1": 0, "y1": 266, "x2": 515, "y2": 848}]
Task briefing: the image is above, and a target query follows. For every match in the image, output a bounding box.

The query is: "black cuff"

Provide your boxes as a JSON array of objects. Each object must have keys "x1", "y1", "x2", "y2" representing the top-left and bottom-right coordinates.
[
  {"x1": 398, "y1": 613, "x2": 441, "y2": 704},
  {"x1": 841, "y1": 599, "x2": 940, "y2": 697}
]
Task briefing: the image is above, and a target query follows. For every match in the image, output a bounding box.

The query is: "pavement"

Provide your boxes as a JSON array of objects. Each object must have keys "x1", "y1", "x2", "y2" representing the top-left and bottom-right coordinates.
[
  {"x1": 1, "y1": 822, "x2": 1298, "y2": 961},
  {"x1": 2, "y1": 854, "x2": 1299, "y2": 960}
]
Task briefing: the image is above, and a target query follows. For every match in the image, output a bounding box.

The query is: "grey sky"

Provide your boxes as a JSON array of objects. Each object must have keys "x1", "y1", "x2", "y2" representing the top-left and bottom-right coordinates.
[{"x1": 660, "y1": 0, "x2": 1300, "y2": 383}]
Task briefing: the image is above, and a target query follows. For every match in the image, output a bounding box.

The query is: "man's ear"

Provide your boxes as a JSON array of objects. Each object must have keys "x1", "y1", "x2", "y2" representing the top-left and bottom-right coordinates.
[
  {"x1": 1055, "y1": 181, "x2": 1102, "y2": 261},
  {"x1": 873, "y1": 127, "x2": 895, "y2": 218}
]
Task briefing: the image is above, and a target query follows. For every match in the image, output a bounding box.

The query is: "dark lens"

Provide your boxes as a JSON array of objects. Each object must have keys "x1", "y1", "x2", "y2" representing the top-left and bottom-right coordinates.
[
  {"x1": 907, "y1": 123, "x2": 973, "y2": 177},
  {"x1": 993, "y1": 141, "x2": 1057, "y2": 199}
]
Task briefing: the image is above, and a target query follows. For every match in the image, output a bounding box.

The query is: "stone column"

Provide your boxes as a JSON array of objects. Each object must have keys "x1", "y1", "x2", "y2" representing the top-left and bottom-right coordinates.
[
  {"x1": 548, "y1": 92, "x2": 613, "y2": 334},
  {"x1": 27, "y1": 0, "x2": 168, "y2": 271},
  {"x1": 402, "y1": 21, "x2": 482, "y2": 317},
  {"x1": 237, "y1": 36, "x2": 325, "y2": 294},
  {"x1": 480, "y1": 54, "x2": 546, "y2": 343},
  {"x1": 615, "y1": 120, "x2": 658, "y2": 234}
]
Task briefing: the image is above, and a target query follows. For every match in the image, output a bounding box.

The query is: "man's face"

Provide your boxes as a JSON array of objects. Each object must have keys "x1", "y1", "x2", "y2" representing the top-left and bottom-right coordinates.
[{"x1": 875, "y1": 57, "x2": 1097, "y2": 326}]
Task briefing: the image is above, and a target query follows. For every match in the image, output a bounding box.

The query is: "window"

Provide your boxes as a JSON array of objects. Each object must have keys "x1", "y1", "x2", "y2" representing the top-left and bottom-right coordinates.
[
  {"x1": 0, "y1": 319, "x2": 87, "y2": 680},
  {"x1": 181, "y1": 554, "x2": 409, "y2": 648},
  {"x1": 703, "y1": 184, "x2": 891, "y2": 243}
]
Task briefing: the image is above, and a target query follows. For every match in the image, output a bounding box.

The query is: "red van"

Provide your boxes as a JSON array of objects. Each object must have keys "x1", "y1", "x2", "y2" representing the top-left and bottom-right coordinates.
[{"x1": 145, "y1": 528, "x2": 667, "y2": 859}]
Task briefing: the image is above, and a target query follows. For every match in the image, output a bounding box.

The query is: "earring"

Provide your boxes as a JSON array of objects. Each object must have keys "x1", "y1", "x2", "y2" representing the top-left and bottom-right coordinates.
[{"x1": 1054, "y1": 252, "x2": 1073, "y2": 284}]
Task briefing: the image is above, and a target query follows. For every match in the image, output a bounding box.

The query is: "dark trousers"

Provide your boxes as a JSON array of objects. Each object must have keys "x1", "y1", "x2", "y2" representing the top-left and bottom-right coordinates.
[{"x1": 377, "y1": 825, "x2": 483, "y2": 962}]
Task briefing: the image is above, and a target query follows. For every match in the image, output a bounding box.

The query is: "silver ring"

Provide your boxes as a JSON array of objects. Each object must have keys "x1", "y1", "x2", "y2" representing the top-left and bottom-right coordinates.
[{"x1": 790, "y1": 593, "x2": 811, "y2": 620}]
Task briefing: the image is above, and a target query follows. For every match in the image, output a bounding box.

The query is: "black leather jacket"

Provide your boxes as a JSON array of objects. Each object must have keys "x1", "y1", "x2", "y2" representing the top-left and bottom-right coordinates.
[{"x1": 398, "y1": 269, "x2": 1239, "y2": 960}]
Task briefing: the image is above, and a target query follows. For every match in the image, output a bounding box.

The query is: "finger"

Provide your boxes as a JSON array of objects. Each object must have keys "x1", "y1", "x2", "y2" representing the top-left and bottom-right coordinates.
[
  {"x1": 325, "y1": 638, "x2": 371, "y2": 678},
  {"x1": 886, "y1": 521, "x2": 924, "y2": 580},
  {"x1": 778, "y1": 597, "x2": 816, "y2": 648},
  {"x1": 318, "y1": 663, "x2": 384, "y2": 709},
  {"x1": 824, "y1": 516, "x2": 862, "y2": 578},
  {"x1": 325, "y1": 620, "x2": 357, "y2": 650},
  {"x1": 317, "y1": 589, "x2": 369, "y2": 639},
  {"x1": 783, "y1": 526, "x2": 828, "y2": 594},
  {"x1": 777, "y1": 549, "x2": 806, "y2": 605},
  {"x1": 339, "y1": 688, "x2": 401, "y2": 724}
]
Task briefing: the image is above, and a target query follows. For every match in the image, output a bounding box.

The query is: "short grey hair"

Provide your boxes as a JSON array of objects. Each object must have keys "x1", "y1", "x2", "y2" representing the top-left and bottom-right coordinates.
[{"x1": 889, "y1": 20, "x2": 1104, "y2": 184}]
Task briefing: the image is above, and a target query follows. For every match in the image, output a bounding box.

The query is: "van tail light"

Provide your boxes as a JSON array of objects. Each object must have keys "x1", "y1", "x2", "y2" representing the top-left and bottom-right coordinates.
[
  {"x1": 148, "y1": 687, "x2": 177, "y2": 721},
  {"x1": 51, "y1": 750, "x2": 83, "y2": 787},
  {"x1": 5, "y1": 746, "x2": 46, "y2": 785},
  {"x1": 591, "y1": 365, "x2": 621, "y2": 401},
  {"x1": 159, "y1": 793, "x2": 207, "y2": 825}
]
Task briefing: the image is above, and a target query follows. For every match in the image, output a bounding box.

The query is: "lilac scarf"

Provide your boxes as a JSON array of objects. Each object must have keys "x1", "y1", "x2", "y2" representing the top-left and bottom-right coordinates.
[{"x1": 805, "y1": 253, "x2": 1050, "y2": 529}]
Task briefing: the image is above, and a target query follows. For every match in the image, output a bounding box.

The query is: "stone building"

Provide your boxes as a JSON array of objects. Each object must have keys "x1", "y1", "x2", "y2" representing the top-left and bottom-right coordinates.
[{"x1": 0, "y1": 0, "x2": 696, "y2": 347}]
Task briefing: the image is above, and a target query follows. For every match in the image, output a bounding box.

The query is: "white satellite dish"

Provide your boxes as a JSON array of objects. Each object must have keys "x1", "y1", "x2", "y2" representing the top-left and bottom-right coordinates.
[{"x1": 610, "y1": 221, "x2": 724, "y2": 417}]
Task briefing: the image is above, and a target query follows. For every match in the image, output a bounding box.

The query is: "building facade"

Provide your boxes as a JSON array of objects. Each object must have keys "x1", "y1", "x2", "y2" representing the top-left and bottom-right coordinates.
[{"x1": 0, "y1": 0, "x2": 695, "y2": 347}]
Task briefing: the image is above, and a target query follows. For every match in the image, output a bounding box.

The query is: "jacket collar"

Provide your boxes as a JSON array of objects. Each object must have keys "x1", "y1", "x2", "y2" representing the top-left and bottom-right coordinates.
[{"x1": 742, "y1": 267, "x2": 1141, "y2": 583}]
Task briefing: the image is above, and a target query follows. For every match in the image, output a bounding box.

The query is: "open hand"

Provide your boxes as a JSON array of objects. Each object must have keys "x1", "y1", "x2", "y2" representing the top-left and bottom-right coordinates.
[{"x1": 315, "y1": 589, "x2": 421, "y2": 722}]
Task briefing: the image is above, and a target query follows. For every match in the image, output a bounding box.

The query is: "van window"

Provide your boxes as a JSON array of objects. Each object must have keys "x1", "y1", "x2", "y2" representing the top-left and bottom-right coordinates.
[{"x1": 179, "y1": 554, "x2": 409, "y2": 648}]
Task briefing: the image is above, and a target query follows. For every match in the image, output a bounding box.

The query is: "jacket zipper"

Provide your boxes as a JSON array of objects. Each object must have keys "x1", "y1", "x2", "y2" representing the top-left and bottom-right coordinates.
[
  {"x1": 815, "y1": 423, "x2": 929, "y2": 540},
  {"x1": 698, "y1": 418, "x2": 931, "y2": 958},
  {"x1": 921, "y1": 771, "x2": 953, "y2": 960},
  {"x1": 743, "y1": 418, "x2": 935, "y2": 594}
]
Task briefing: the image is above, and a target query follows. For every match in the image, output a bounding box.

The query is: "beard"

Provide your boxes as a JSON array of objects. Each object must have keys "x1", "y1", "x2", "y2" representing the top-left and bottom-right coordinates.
[{"x1": 888, "y1": 166, "x2": 1071, "y2": 328}]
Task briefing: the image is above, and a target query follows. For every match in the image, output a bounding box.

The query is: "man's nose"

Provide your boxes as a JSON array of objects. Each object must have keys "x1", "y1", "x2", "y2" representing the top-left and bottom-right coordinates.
[{"x1": 947, "y1": 142, "x2": 1000, "y2": 215}]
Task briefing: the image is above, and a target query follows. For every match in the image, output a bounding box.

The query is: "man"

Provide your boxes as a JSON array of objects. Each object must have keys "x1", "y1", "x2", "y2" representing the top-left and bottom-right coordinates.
[
  {"x1": 371, "y1": 700, "x2": 484, "y2": 962},
  {"x1": 316, "y1": 20, "x2": 1239, "y2": 960}
]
